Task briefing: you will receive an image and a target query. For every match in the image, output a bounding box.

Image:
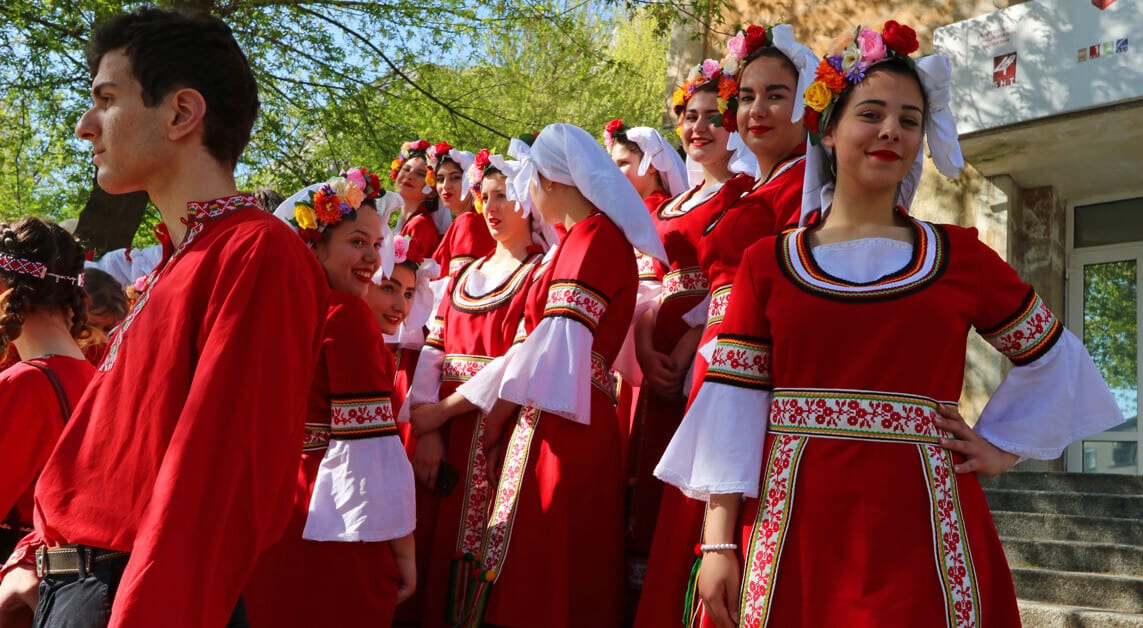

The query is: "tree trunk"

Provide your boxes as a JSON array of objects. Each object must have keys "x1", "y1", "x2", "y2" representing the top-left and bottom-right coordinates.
[{"x1": 73, "y1": 176, "x2": 150, "y2": 254}]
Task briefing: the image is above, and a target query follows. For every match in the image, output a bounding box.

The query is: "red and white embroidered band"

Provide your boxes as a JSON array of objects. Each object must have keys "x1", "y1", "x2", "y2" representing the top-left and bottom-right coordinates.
[
  {"x1": 0, "y1": 252, "x2": 84, "y2": 286},
  {"x1": 443, "y1": 354, "x2": 492, "y2": 383},
  {"x1": 662, "y1": 267, "x2": 709, "y2": 300},
  {"x1": 330, "y1": 392, "x2": 398, "y2": 439},
  {"x1": 706, "y1": 285, "x2": 733, "y2": 328}
]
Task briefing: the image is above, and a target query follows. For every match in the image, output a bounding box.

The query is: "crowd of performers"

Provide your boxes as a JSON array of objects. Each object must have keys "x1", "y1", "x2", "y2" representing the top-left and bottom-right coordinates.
[{"x1": 0, "y1": 7, "x2": 1126, "y2": 628}]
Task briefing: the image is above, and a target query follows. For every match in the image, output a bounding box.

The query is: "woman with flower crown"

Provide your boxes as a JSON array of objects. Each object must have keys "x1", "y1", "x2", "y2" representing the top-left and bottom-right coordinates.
[
  {"x1": 656, "y1": 21, "x2": 1123, "y2": 628},
  {"x1": 428, "y1": 142, "x2": 496, "y2": 279},
  {"x1": 441, "y1": 123, "x2": 666, "y2": 627},
  {"x1": 635, "y1": 24, "x2": 819, "y2": 628},
  {"x1": 244, "y1": 168, "x2": 419, "y2": 628},
  {"x1": 392, "y1": 139, "x2": 449, "y2": 256},
  {"x1": 392, "y1": 148, "x2": 550, "y2": 627}
]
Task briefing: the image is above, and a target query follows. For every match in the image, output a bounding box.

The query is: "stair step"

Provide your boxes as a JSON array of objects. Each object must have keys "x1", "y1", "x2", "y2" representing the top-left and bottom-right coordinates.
[
  {"x1": 1019, "y1": 600, "x2": 1143, "y2": 627},
  {"x1": 985, "y1": 488, "x2": 1143, "y2": 519},
  {"x1": 1011, "y1": 567, "x2": 1143, "y2": 613},
  {"x1": 984, "y1": 471, "x2": 1143, "y2": 496},
  {"x1": 991, "y1": 511, "x2": 1143, "y2": 546},
  {"x1": 1003, "y1": 538, "x2": 1143, "y2": 576}
]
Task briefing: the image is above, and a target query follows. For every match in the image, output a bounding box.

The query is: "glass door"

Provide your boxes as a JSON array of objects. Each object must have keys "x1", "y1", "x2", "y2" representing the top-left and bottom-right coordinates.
[{"x1": 1066, "y1": 244, "x2": 1142, "y2": 474}]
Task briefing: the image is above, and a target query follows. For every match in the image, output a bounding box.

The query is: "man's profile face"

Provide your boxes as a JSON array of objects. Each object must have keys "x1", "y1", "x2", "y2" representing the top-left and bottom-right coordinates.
[{"x1": 75, "y1": 49, "x2": 168, "y2": 195}]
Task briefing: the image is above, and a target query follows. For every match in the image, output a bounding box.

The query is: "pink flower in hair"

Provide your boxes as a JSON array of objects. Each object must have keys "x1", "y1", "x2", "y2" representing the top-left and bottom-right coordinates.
[
  {"x1": 344, "y1": 168, "x2": 367, "y2": 194},
  {"x1": 701, "y1": 58, "x2": 721, "y2": 79},
  {"x1": 727, "y1": 32, "x2": 747, "y2": 61},
  {"x1": 393, "y1": 235, "x2": 410, "y2": 264},
  {"x1": 856, "y1": 28, "x2": 886, "y2": 63}
]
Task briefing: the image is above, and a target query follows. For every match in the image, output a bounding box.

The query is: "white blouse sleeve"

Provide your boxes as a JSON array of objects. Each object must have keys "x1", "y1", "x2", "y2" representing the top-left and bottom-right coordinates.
[
  {"x1": 975, "y1": 328, "x2": 1125, "y2": 459},
  {"x1": 399, "y1": 344, "x2": 444, "y2": 422},
  {"x1": 499, "y1": 316, "x2": 594, "y2": 425},
  {"x1": 655, "y1": 382, "x2": 771, "y2": 500},
  {"x1": 682, "y1": 293, "x2": 712, "y2": 328},
  {"x1": 457, "y1": 349, "x2": 514, "y2": 415}
]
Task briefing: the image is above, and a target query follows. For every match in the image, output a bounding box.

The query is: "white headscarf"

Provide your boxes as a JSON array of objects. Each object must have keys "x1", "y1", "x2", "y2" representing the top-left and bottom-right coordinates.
[
  {"x1": 511, "y1": 124, "x2": 668, "y2": 264},
  {"x1": 622, "y1": 127, "x2": 689, "y2": 196},
  {"x1": 446, "y1": 149, "x2": 477, "y2": 200},
  {"x1": 685, "y1": 132, "x2": 758, "y2": 187},
  {"x1": 373, "y1": 192, "x2": 441, "y2": 349},
  {"x1": 800, "y1": 55, "x2": 965, "y2": 224}
]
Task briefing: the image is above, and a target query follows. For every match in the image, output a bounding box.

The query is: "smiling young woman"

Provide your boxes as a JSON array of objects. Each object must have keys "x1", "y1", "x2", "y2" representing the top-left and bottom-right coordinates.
[{"x1": 657, "y1": 22, "x2": 1124, "y2": 628}]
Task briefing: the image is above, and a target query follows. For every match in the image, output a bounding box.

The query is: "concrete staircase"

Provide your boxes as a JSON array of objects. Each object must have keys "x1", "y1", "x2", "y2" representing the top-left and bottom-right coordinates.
[{"x1": 982, "y1": 472, "x2": 1143, "y2": 627}]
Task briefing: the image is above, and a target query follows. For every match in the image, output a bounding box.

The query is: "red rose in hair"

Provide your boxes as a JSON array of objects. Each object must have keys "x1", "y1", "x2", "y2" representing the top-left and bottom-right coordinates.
[
  {"x1": 410, "y1": 139, "x2": 431, "y2": 152},
  {"x1": 433, "y1": 141, "x2": 452, "y2": 155},
  {"x1": 720, "y1": 112, "x2": 737, "y2": 133},
  {"x1": 882, "y1": 20, "x2": 918, "y2": 55},
  {"x1": 605, "y1": 118, "x2": 624, "y2": 135},
  {"x1": 803, "y1": 107, "x2": 821, "y2": 134},
  {"x1": 744, "y1": 24, "x2": 769, "y2": 54}
]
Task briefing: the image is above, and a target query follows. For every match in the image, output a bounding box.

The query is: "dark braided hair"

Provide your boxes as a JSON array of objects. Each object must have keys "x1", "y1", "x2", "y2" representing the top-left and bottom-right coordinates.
[{"x1": 0, "y1": 217, "x2": 90, "y2": 355}]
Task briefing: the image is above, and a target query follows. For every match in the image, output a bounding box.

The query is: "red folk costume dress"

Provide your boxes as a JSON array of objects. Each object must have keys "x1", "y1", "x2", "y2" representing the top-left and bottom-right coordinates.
[
  {"x1": 2, "y1": 196, "x2": 327, "y2": 628},
  {"x1": 401, "y1": 249, "x2": 545, "y2": 627},
  {"x1": 635, "y1": 152, "x2": 803, "y2": 628},
  {"x1": 394, "y1": 207, "x2": 443, "y2": 421},
  {"x1": 0, "y1": 357, "x2": 94, "y2": 553},
  {"x1": 656, "y1": 217, "x2": 1123, "y2": 628},
  {"x1": 625, "y1": 179, "x2": 749, "y2": 592},
  {"x1": 245, "y1": 291, "x2": 415, "y2": 628},
  {"x1": 432, "y1": 210, "x2": 496, "y2": 279},
  {"x1": 456, "y1": 212, "x2": 637, "y2": 627}
]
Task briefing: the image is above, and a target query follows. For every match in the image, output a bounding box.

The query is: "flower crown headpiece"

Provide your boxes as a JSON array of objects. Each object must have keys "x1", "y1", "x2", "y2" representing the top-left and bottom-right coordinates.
[
  {"x1": 716, "y1": 24, "x2": 779, "y2": 123},
  {"x1": 803, "y1": 20, "x2": 920, "y2": 144},
  {"x1": 426, "y1": 141, "x2": 460, "y2": 188},
  {"x1": 672, "y1": 58, "x2": 739, "y2": 132},
  {"x1": 0, "y1": 252, "x2": 85, "y2": 286},
  {"x1": 468, "y1": 148, "x2": 501, "y2": 213},
  {"x1": 389, "y1": 139, "x2": 431, "y2": 181},
  {"x1": 290, "y1": 167, "x2": 381, "y2": 242},
  {"x1": 391, "y1": 234, "x2": 426, "y2": 266},
  {"x1": 603, "y1": 118, "x2": 628, "y2": 150}
]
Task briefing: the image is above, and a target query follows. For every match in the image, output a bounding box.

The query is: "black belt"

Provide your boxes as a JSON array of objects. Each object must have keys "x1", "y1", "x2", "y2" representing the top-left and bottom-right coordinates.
[{"x1": 35, "y1": 545, "x2": 129, "y2": 578}]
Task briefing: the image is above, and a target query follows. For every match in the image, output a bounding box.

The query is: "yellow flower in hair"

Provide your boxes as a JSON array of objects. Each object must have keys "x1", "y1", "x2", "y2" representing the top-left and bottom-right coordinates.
[
  {"x1": 672, "y1": 89, "x2": 686, "y2": 107},
  {"x1": 804, "y1": 81, "x2": 833, "y2": 112},
  {"x1": 426, "y1": 168, "x2": 436, "y2": 188},
  {"x1": 390, "y1": 158, "x2": 402, "y2": 172},
  {"x1": 716, "y1": 97, "x2": 728, "y2": 112},
  {"x1": 473, "y1": 195, "x2": 484, "y2": 214},
  {"x1": 294, "y1": 204, "x2": 317, "y2": 230}
]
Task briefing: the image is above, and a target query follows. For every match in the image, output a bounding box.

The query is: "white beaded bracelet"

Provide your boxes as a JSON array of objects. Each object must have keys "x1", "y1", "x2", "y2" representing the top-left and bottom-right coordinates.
[{"x1": 700, "y1": 543, "x2": 738, "y2": 552}]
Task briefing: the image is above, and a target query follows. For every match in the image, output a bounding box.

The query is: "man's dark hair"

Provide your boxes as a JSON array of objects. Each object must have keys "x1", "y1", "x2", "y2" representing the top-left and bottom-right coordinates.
[{"x1": 86, "y1": 8, "x2": 260, "y2": 169}]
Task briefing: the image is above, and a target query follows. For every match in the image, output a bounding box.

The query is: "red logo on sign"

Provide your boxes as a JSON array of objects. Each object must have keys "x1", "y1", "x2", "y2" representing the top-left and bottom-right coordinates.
[
  {"x1": 1092, "y1": 0, "x2": 1117, "y2": 9},
  {"x1": 993, "y1": 52, "x2": 1017, "y2": 88}
]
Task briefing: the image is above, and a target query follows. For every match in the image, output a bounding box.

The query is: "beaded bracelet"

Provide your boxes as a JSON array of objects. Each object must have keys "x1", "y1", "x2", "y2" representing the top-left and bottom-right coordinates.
[{"x1": 700, "y1": 543, "x2": 738, "y2": 552}]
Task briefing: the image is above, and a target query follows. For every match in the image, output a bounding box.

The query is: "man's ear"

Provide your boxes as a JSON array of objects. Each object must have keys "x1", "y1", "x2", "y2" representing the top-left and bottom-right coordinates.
[{"x1": 167, "y1": 87, "x2": 207, "y2": 143}]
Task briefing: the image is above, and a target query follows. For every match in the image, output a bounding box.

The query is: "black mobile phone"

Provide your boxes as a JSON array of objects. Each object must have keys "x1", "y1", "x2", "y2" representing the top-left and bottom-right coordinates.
[{"x1": 435, "y1": 460, "x2": 460, "y2": 497}]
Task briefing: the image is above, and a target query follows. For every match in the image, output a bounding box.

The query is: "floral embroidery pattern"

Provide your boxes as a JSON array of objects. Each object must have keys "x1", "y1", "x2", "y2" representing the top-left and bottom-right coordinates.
[
  {"x1": 920, "y1": 444, "x2": 981, "y2": 627},
  {"x1": 591, "y1": 351, "x2": 618, "y2": 403},
  {"x1": 457, "y1": 413, "x2": 493, "y2": 558},
  {"x1": 449, "y1": 256, "x2": 476, "y2": 277},
  {"x1": 302, "y1": 422, "x2": 331, "y2": 452},
  {"x1": 768, "y1": 389, "x2": 947, "y2": 445},
  {"x1": 443, "y1": 354, "x2": 492, "y2": 383},
  {"x1": 637, "y1": 253, "x2": 658, "y2": 282},
  {"x1": 740, "y1": 434, "x2": 807, "y2": 627},
  {"x1": 706, "y1": 285, "x2": 733, "y2": 329},
  {"x1": 662, "y1": 267, "x2": 709, "y2": 300},
  {"x1": 979, "y1": 291, "x2": 1061, "y2": 365},
  {"x1": 544, "y1": 280, "x2": 608, "y2": 331},
  {"x1": 330, "y1": 392, "x2": 397, "y2": 439},
  {"x1": 705, "y1": 334, "x2": 772, "y2": 390},
  {"x1": 100, "y1": 194, "x2": 257, "y2": 372},
  {"x1": 426, "y1": 317, "x2": 446, "y2": 351}
]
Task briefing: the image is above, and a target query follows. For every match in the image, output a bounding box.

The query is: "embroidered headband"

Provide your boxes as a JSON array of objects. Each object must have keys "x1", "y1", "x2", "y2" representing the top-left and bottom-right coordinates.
[{"x1": 0, "y1": 252, "x2": 85, "y2": 286}]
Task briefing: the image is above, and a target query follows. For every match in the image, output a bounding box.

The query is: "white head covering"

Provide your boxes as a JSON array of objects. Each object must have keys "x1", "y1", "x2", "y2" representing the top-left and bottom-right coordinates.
[
  {"x1": 621, "y1": 127, "x2": 689, "y2": 196},
  {"x1": 445, "y1": 149, "x2": 477, "y2": 200},
  {"x1": 766, "y1": 24, "x2": 819, "y2": 125},
  {"x1": 800, "y1": 54, "x2": 965, "y2": 225},
  {"x1": 513, "y1": 124, "x2": 667, "y2": 263}
]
